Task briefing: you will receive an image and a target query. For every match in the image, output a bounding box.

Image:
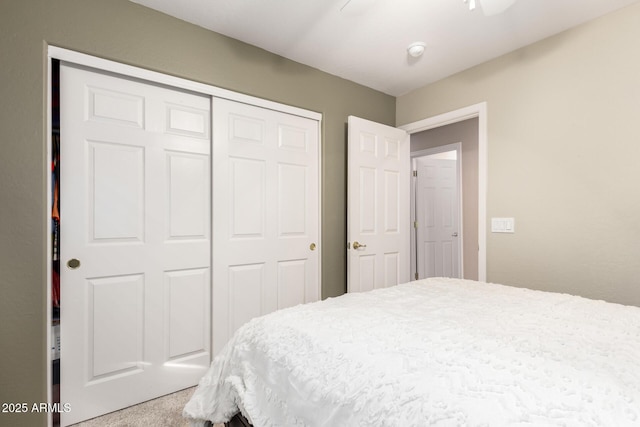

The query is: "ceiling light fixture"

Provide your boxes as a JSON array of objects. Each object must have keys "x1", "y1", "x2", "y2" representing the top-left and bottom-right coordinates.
[{"x1": 407, "y1": 42, "x2": 426, "y2": 58}]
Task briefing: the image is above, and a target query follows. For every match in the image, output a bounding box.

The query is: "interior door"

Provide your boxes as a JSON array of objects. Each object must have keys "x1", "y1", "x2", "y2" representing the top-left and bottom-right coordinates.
[
  {"x1": 347, "y1": 116, "x2": 410, "y2": 292},
  {"x1": 212, "y1": 97, "x2": 320, "y2": 355},
  {"x1": 60, "y1": 63, "x2": 211, "y2": 426},
  {"x1": 415, "y1": 156, "x2": 461, "y2": 279}
]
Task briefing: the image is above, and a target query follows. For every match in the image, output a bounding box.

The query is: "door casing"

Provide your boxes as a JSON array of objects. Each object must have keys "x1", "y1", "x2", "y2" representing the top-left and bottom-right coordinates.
[{"x1": 400, "y1": 103, "x2": 487, "y2": 282}]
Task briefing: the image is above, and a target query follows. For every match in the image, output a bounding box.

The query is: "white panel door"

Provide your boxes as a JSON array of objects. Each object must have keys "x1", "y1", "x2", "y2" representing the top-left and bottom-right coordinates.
[
  {"x1": 60, "y1": 63, "x2": 211, "y2": 426},
  {"x1": 416, "y1": 157, "x2": 461, "y2": 278},
  {"x1": 212, "y1": 98, "x2": 320, "y2": 355},
  {"x1": 347, "y1": 116, "x2": 410, "y2": 292}
]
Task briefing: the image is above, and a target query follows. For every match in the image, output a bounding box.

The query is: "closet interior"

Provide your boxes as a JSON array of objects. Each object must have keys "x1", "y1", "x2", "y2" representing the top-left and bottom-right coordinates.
[{"x1": 51, "y1": 58, "x2": 61, "y2": 426}]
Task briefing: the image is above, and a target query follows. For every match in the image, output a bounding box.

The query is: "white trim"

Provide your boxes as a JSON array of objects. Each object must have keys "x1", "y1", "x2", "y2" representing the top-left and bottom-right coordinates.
[
  {"x1": 316, "y1": 121, "x2": 323, "y2": 299},
  {"x1": 411, "y1": 142, "x2": 461, "y2": 160},
  {"x1": 47, "y1": 46, "x2": 322, "y2": 121},
  {"x1": 400, "y1": 103, "x2": 486, "y2": 133},
  {"x1": 400, "y1": 102, "x2": 487, "y2": 282}
]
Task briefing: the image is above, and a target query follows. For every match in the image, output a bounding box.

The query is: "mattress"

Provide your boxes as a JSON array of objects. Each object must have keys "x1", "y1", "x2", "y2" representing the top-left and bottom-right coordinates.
[{"x1": 183, "y1": 278, "x2": 640, "y2": 426}]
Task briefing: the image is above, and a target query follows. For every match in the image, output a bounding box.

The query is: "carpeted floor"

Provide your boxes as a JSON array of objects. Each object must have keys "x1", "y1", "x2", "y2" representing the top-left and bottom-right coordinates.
[{"x1": 69, "y1": 387, "x2": 222, "y2": 427}]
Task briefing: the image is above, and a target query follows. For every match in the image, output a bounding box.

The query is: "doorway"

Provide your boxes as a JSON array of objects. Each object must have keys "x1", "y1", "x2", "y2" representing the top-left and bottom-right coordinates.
[
  {"x1": 407, "y1": 116, "x2": 481, "y2": 281},
  {"x1": 346, "y1": 103, "x2": 487, "y2": 291},
  {"x1": 411, "y1": 144, "x2": 462, "y2": 280}
]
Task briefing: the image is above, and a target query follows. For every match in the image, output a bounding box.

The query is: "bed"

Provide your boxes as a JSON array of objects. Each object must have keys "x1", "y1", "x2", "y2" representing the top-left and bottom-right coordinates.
[{"x1": 183, "y1": 278, "x2": 640, "y2": 426}]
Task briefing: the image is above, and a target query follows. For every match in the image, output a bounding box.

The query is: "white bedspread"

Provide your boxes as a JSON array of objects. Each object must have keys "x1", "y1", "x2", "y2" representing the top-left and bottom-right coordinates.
[{"x1": 183, "y1": 278, "x2": 640, "y2": 426}]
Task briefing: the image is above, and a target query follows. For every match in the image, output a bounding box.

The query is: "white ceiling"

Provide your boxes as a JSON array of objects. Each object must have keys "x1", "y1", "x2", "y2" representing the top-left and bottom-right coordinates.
[{"x1": 130, "y1": 0, "x2": 639, "y2": 96}]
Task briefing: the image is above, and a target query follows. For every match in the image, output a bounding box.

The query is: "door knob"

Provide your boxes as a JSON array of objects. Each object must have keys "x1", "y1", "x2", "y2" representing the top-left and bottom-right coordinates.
[
  {"x1": 67, "y1": 258, "x2": 81, "y2": 269},
  {"x1": 353, "y1": 241, "x2": 367, "y2": 250},
  {"x1": 452, "y1": 232, "x2": 458, "y2": 237},
  {"x1": 310, "y1": 243, "x2": 317, "y2": 251}
]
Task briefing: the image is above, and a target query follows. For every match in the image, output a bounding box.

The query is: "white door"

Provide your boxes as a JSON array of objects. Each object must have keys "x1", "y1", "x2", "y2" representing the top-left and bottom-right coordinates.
[
  {"x1": 415, "y1": 156, "x2": 461, "y2": 278},
  {"x1": 60, "y1": 64, "x2": 211, "y2": 426},
  {"x1": 347, "y1": 116, "x2": 410, "y2": 293},
  {"x1": 212, "y1": 97, "x2": 320, "y2": 355}
]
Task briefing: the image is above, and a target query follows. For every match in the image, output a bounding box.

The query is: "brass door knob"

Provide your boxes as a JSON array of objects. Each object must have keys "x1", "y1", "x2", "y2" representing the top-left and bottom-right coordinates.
[{"x1": 353, "y1": 241, "x2": 367, "y2": 250}]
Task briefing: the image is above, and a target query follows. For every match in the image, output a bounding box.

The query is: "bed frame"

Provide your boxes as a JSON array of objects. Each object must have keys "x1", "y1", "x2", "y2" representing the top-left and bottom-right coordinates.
[{"x1": 225, "y1": 412, "x2": 252, "y2": 427}]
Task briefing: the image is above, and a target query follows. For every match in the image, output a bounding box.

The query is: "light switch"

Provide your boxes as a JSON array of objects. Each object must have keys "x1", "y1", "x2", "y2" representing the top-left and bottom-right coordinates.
[{"x1": 491, "y1": 217, "x2": 515, "y2": 233}]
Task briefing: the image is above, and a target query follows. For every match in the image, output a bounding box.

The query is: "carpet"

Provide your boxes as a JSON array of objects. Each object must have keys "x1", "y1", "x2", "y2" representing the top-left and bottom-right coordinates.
[{"x1": 69, "y1": 387, "x2": 222, "y2": 427}]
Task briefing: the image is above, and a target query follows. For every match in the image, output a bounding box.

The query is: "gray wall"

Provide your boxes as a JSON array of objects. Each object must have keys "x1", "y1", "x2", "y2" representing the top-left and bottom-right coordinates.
[
  {"x1": 0, "y1": 1, "x2": 395, "y2": 425},
  {"x1": 411, "y1": 118, "x2": 479, "y2": 280},
  {"x1": 398, "y1": 3, "x2": 640, "y2": 307}
]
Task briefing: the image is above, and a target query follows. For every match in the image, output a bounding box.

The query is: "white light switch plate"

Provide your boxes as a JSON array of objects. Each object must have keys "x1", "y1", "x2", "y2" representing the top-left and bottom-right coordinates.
[{"x1": 491, "y1": 217, "x2": 515, "y2": 233}]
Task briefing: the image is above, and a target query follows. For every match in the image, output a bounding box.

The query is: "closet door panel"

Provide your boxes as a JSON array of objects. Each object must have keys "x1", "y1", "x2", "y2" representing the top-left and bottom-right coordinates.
[
  {"x1": 229, "y1": 157, "x2": 266, "y2": 238},
  {"x1": 165, "y1": 268, "x2": 209, "y2": 360},
  {"x1": 229, "y1": 263, "x2": 265, "y2": 334},
  {"x1": 165, "y1": 103, "x2": 209, "y2": 139},
  {"x1": 277, "y1": 259, "x2": 307, "y2": 309},
  {"x1": 87, "y1": 86, "x2": 144, "y2": 128},
  {"x1": 60, "y1": 63, "x2": 211, "y2": 426},
  {"x1": 212, "y1": 98, "x2": 320, "y2": 355},
  {"x1": 88, "y1": 274, "x2": 145, "y2": 380},
  {"x1": 89, "y1": 140, "x2": 145, "y2": 242},
  {"x1": 166, "y1": 151, "x2": 209, "y2": 240},
  {"x1": 278, "y1": 163, "x2": 307, "y2": 236}
]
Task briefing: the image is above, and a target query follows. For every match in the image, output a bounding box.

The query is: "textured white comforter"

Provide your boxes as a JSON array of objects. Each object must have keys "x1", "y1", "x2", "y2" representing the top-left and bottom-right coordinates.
[{"x1": 183, "y1": 278, "x2": 640, "y2": 426}]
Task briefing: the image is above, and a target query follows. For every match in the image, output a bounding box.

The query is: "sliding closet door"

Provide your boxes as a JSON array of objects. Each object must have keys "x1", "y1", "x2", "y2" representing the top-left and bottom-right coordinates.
[
  {"x1": 60, "y1": 63, "x2": 211, "y2": 426},
  {"x1": 212, "y1": 98, "x2": 320, "y2": 355}
]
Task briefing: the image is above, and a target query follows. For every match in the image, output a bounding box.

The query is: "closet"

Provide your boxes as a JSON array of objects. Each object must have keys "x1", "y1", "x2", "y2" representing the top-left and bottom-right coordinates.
[
  {"x1": 51, "y1": 59, "x2": 61, "y2": 426},
  {"x1": 49, "y1": 49, "x2": 321, "y2": 426}
]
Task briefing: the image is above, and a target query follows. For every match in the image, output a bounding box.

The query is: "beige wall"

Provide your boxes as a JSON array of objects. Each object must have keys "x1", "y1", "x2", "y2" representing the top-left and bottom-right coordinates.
[
  {"x1": 398, "y1": 3, "x2": 640, "y2": 306},
  {"x1": 0, "y1": 1, "x2": 395, "y2": 425},
  {"x1": 411, "y1": 118, "x2": 479, "y2": 280}
]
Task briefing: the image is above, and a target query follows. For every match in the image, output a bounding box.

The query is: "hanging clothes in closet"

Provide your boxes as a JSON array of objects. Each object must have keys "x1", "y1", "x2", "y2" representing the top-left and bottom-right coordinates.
[{"x1": 52, "y1": 60, "x2": 60, "y2": 314}]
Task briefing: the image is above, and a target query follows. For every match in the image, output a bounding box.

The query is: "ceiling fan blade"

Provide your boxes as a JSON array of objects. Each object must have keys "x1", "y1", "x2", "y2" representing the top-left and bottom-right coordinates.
[
  {"x1": 480, "y1": 0, "x2": 517, "y2": 16},
  {"x1": 340, "y1": 0, "x2": 353, "y2": 11}
]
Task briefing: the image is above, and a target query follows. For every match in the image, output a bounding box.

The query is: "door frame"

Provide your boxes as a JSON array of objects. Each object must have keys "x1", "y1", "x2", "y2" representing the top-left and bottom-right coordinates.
[
  {"x1": 399, "y1": 102, "x2": 487, "y2": 282},
  {"x1": 410, "y1": 143, "x2": 463, "y2": 280},
  {"x1": 46, "y1": 46, "x2": 322, "y2": 426}
]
